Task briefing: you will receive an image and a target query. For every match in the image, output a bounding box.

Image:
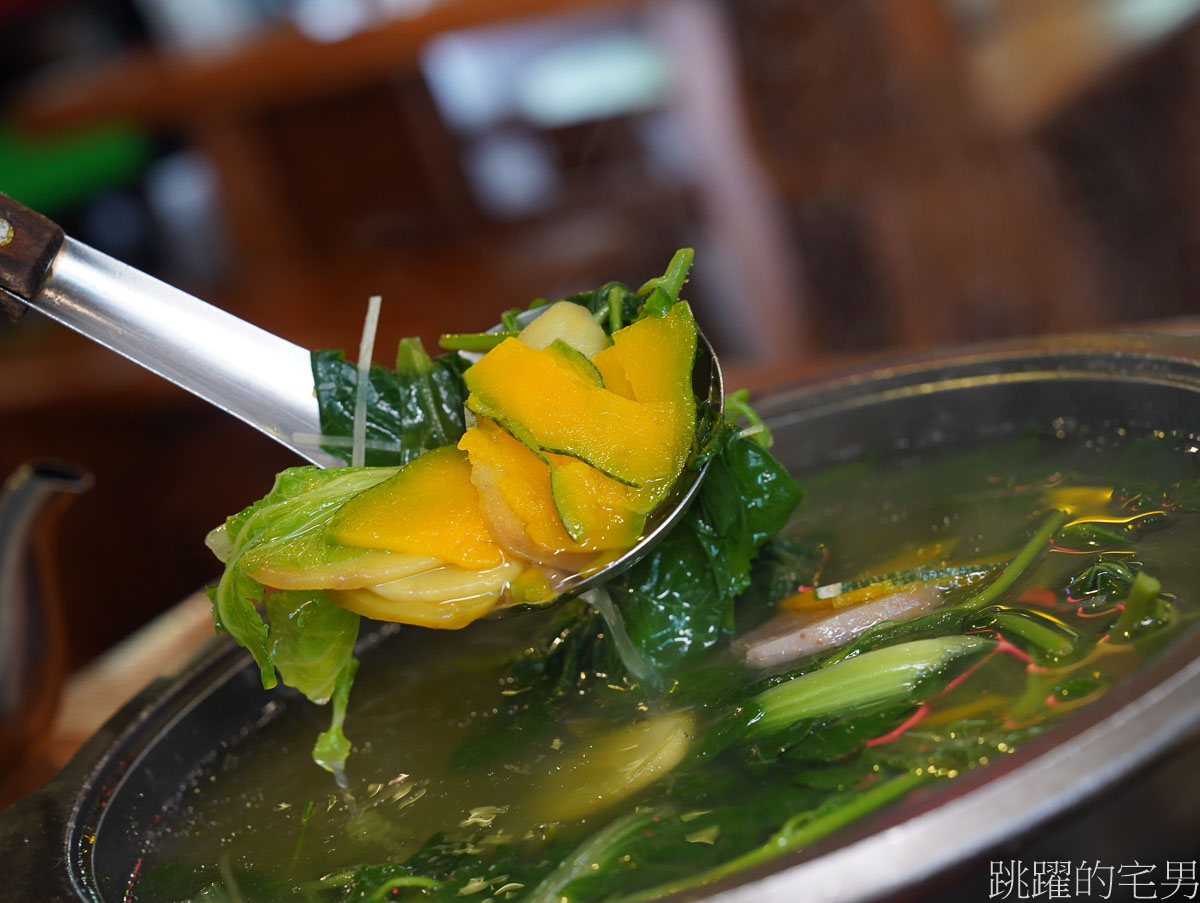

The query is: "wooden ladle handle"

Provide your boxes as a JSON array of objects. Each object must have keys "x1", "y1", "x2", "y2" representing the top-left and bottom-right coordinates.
[{"x1": 0, "y1": 194, "x2": 65, "y2": 321}]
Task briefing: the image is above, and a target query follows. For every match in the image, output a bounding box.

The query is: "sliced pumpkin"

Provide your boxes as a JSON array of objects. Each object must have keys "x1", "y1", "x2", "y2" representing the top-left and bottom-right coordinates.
[
  {"x1": 592, "y1": 301, "x2": 697, "y2": 407},
  {"x1": 464, "y1": 337, "x2": 684, "y2": 492},
  {"x1": 326, "y1": 446, "x2": 504, "y2": 570},
  {"x1": 548, "y1": 454, "x2": 646, "y2": 548},
  {"x1": 459, "y1": 419, "x2": 609, "y2": 575},
  {"x1": 543, "y1": 339, "x2": 603, "y2": 387}
]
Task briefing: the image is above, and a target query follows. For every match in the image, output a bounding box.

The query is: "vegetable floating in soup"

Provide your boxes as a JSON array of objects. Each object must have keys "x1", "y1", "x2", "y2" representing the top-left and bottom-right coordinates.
[
  {"x1": 159, "y1": 253, "x2": 1200, "y2": 902},
  {"x1": 136, "y1": 427, "x2": 1200, "y2": 903}
]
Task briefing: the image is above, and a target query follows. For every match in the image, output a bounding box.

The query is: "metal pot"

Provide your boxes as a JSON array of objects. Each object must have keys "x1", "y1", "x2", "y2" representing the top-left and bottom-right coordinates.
[{"x1": 4, "y1": 332, "x2": 1200, "y2": 901}]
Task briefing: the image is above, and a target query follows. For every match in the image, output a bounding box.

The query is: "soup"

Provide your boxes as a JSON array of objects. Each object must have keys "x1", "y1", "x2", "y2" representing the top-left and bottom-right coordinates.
[{"x1": 132, "y1": 426, "x2": 1200, "y2": 902}]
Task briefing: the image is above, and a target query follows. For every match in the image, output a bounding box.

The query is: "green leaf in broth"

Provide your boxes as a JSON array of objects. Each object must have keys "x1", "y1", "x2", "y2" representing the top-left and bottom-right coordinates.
[
  {"x1": 610, "y1": 771, "x2": 933, "y2": 903},
  {"x1": 265, "y1": 590, "x2": 359, "y2": 705},
  {"x1": 735, "y1": 537, "x2": 828, "y2": 633},
  {"x1": 311, "y1": 340, "x2": 470, "y2": 467},
  {"x1": 867, "y1": 717, "x2": 1044, "y2": 775},
  {"x1": 1067, "y1": 556, "x2": 1137, "y2": 611},
  {"x1": 610, "y1": 428, "x2": 803, "y2": 673},
  {"x1": 969, "y1": 606, "x2": 1080, "y2": 663},
  {"x1": 331, "y1": 827, "x2": 580, "y2": 903},
  {"x1": 741, "y1": 704, "x2": 916, "y2": 770}
]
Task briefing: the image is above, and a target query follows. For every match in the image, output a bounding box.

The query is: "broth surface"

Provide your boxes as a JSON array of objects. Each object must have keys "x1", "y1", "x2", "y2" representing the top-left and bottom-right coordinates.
[{"x1": 134, "y1": 429, "x2": 1200, "y2": 902}]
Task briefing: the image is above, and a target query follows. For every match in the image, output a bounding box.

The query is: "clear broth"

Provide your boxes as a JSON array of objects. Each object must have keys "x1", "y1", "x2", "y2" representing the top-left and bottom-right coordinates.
[{"x1": 133, "y1": 429, "x2": 1200, "y2": 902}]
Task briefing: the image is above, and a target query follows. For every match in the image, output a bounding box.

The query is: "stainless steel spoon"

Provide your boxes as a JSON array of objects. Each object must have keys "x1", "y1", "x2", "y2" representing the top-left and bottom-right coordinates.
[
  {"x1": 0, "y1": 194, "x2": 723, "y2": 599},
  {"x1": 0, "y1": 194, "x2": 343, "y2": 468}
]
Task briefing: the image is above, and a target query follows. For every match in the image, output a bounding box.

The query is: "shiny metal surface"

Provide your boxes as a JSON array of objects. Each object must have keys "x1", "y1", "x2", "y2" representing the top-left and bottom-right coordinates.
[{"x1": 30, "y1": 238, "x2": 342, "y2": 467}]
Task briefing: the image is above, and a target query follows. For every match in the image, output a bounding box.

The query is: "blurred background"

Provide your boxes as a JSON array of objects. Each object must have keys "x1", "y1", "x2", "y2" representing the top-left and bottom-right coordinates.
[{"x1": 3, "y1": 0, "x2": 1200, "y2": 796}]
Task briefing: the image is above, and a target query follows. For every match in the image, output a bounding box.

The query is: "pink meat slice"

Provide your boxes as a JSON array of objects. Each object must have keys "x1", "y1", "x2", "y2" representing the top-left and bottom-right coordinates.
[{"x1": 735, "y1": 582, "x2": 943, "y2": 669}]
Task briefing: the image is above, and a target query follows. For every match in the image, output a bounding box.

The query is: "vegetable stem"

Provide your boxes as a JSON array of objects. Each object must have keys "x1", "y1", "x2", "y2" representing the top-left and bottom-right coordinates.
[
  {"x1": 750, "y1": 636, "x2": 995, "y2": 738},
  {"x1": 1111, "y1": 570, "x2": 1163, "y2": 641},
  {"x1": 979, "y1": 608, "x2": 1077, "y2": 658},
  {"x1": 725, "y1": 388, "x2": 773, "y2": 447},
  {"x1": 637, "y1": 247, "x2": 694, "y2": 302},
  {"x1": 523, "y1": 810, "x2": 663, "y2": 903},
  {"x1": 952, "y1": 509, "x2": 1069, "y2": 612},
  {"x1": 612, "y1": 771, "x2": 931, "y2": 903},
  {"x1": 500, "y1": 307, "x2": 521, "y2": 332},
  {"x1": 289, "y1": 800, "x2": 315, "y2": 869},
  {"x1": 607, "y1": 284, "x2": 624, "y2": 333},
  {"x1": 313, "y1": 657, "x2": 359, "y2": 777}
]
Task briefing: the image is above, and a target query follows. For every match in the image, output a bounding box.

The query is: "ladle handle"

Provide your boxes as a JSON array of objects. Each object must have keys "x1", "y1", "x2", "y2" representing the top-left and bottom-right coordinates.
[{"x1": 0, "y1": 194, "x2": 64, "y2": 321}]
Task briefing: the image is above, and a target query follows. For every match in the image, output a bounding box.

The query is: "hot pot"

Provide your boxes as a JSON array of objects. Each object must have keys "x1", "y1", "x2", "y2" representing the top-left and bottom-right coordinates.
[{"x1": 4, "y1": 330, "x2": 1200, "y2": 902}]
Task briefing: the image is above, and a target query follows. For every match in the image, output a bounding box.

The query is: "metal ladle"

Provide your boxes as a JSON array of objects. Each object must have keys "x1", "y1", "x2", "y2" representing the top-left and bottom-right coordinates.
[{"x1": 0, "y1": 194, "x2": 723, "y2": 601}]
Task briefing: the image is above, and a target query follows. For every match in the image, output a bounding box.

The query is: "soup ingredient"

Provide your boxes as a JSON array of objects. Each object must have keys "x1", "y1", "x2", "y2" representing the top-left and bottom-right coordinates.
[
  {"x1": 744, "y1": 635, "x2": 995, "y2": 738},
  {"x1": 736, "y1": 581, "x2": 946, "y2": 667},
  {"x1": 312, "y1": 338, "x2": 469, "y2": 468},
  {"x1": 462, "y1": 334, "x2": 688, "y2": 491},
  {"x1": 530, "y1": 710, "x2": 696, "y2": 823},
  {"x1": 143, "y1": 431, "x2": 1200, "y2": 903},
  {"x1": 206, "y1": 251, "x2": 800, "y2": 775},
  {"x1": 326, "y1": 446, "x2": 505, "y2": 569}
]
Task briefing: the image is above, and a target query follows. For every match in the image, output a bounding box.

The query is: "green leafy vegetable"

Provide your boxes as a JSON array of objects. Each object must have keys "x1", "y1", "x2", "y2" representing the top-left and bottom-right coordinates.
[
  {"x1": 264, "y1": 590, "x2": 359, "y2": 704},
  {"x1": 1067, "y1": 556, "x2": 1137, "y2": 612},
  {"x1": 611, "y1": 771, "x2": 932, "y2": 903},
  {"x1": 206, "y1": 466, "x2": 393, "y2": 690},
  {"x1": 312, "y1": 337, "x2": 470, "y2": 467},
  {"x1": 1110, "y1": 569, "x2": 1168, "y2": 641},
  {"x1": 747, "y1": 636, "x2": 996, "y2": 738},
  {"x1": 607, "y1": 426, "x2": 803, "y2": 673},
  {"x1": 969, "y1": 605, "x2": 1079, "y2": 662}
]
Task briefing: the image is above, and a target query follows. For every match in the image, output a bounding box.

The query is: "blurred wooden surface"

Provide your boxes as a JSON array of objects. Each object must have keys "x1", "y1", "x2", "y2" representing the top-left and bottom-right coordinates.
[{"x1": 11, "y1": 0, "x2": 641, "y2": 129}]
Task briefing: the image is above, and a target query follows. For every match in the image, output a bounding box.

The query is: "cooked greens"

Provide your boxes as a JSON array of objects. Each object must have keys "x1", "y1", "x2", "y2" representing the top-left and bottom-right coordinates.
[
  {"x1": 148, "y1": 426, "x2": 1200, "y2": 903},
  {"x1": 311, "y1": 339, "x2": 469, "y2": 468},
  {"x1": 204, "y1": 251, "x2": 799, "y2": 777},
  {"x1": 172, "y1": 239, "x2": 1200, "y2": 903}
]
